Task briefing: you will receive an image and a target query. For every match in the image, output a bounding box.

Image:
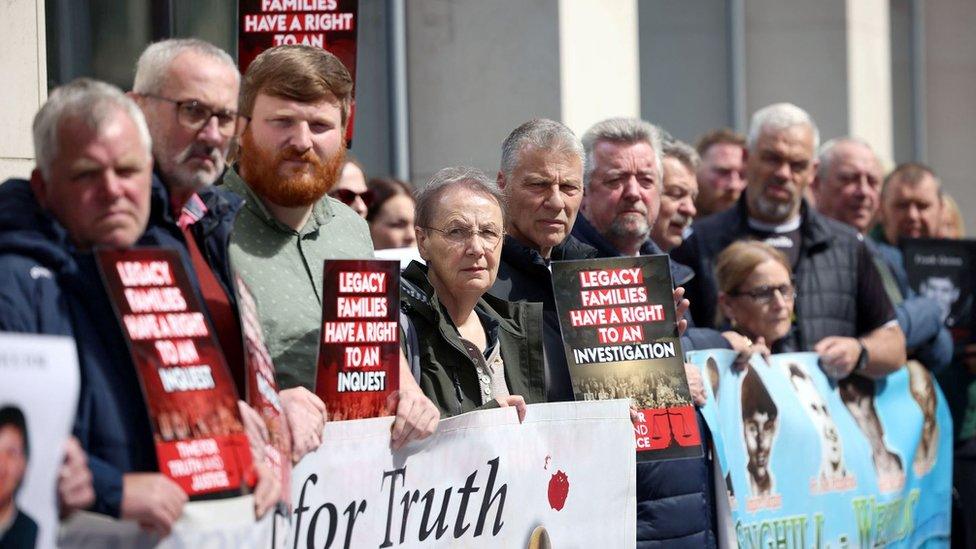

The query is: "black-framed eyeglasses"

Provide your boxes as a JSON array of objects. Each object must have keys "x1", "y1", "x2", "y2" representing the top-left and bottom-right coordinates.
[
  {"x1": 142, "y1": 94, "x2": 240, "y2": 137},
  {"x1": 419, "y1": 225, "x2": 505, "y2": 248},
  {"x1": 730, "y1": 283, "x2": 796, "y2": 304},
  {"x1": 329, "y1": 189, "x2": 375, "y2": 208}
]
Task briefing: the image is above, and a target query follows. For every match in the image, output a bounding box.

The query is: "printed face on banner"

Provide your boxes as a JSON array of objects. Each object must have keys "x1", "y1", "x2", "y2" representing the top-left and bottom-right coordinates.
[
  {"x1": 837, "y1": 376, "x2": 905, "y2": 493},
  {"x1": 902, "y1": 238, "x2": 975, "y2": 343},
  {"x1": 315, "y1": 259, "x2": 400, "y2": 420},
  {"x1": 785, "y1": 362, "x2": 852, "y2": 489},
  {"x1": 906, "y1": 361, "x2": 939, "y2": 477},
  {"x1": 551, "y1": 255, "x2": 702, "y2": 462},
  {"x1": 96, "y1": 248, "x2": 253, "y2": 498}
]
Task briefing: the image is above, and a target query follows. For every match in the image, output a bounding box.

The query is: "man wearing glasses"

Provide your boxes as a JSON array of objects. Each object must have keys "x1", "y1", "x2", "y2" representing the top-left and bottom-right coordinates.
[{"x1": 131, "y1": 39, "x2": 335, "y2": 464}]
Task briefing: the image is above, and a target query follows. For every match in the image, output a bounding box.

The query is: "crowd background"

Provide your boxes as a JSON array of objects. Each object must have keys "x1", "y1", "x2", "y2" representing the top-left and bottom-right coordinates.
[{"x1": 1, "y1": 1, "x2": 974, "y2": 218}]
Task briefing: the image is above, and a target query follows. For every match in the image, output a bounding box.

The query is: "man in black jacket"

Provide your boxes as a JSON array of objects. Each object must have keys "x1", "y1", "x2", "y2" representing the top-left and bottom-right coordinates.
[{"x1": 672, "y1": 103, "x2": 906, "y2": 379}]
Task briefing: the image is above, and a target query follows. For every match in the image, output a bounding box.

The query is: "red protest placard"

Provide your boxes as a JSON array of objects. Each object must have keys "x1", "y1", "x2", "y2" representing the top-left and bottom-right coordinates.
[
  {"x1": 552, "y1": 255, "x2": 703, "y2": 462},
  {"x1": 238, "y1": 0, "x2": 360, "y2": 142},
  {"x1": 314, "y1": 260, "x2": 399, "y2": 420},
  {"x1": 96, "y1": 248, "x2": 254, "y2": 498},
  {"x1": 236, "y1": 274, "x2": 292, "y2": 505}
]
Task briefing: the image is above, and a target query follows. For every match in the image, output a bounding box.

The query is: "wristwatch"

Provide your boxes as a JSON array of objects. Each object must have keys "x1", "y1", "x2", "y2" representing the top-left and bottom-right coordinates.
[{"x1": 855, "y1": 339, "x2": 869, "y2": 373}]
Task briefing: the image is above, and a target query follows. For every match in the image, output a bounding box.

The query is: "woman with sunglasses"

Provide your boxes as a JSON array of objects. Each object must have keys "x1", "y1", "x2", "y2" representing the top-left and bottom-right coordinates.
[
  {"x1": 329, "y1": 157, "x2": 374, "y2": 218},
  {"x1": 716, "y1": 240, "x2": 797, "y2": 361}
]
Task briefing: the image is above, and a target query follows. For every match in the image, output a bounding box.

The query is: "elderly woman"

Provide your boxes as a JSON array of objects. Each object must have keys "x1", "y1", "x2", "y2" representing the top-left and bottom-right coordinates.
[
  {"x1": 400, "y1": 167, "x2": 545, "y2": 418},
  {"x1": 367, "y1": 177, "x2": 417, "y2": 250},
  {"x1": 716, "y1": 240, "x2": 796, "y2": 359}
]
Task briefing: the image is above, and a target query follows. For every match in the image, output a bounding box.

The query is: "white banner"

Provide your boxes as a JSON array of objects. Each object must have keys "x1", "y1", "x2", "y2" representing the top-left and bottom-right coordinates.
[
  {"x1": 290, "y1": 400, "x2": 636, "y2": 548},
  {"x1": 56, "y1": 400, "x2": 636, "y2": 548}
]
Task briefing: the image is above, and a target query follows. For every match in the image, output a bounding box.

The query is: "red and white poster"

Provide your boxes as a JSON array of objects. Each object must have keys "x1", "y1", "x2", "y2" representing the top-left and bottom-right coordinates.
[
  {"x1": 552, "y1": 256, "x2": 703, "y2": 461},
  {"x1": 314, "y1": 259, "x2": 399, "y2": 420},
  {"x1": 236, "y1": 274, "x2": 292, "y2": 505},
  {"x1": 96, "y1": 248, "x2": 254, "y2": 498},
  {"x1": 238, "y1": 0, "x2": 359, "y2": 141}
]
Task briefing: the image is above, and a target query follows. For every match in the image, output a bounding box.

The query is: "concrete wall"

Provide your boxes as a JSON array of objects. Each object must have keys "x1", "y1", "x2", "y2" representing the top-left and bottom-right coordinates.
[
  {"x1": 406, "y1": 0, "x2": 562, "y2": 186},
  {"x1": 924, "y1": 0, "x2": 976, "y2": 235},
  {"x1": 638, "y1": 0, "x2": 732, "y2": 143},
  {"x1": 0, "y1": 0, "x2": 46, "y2": 180},
  {"x1": 846, "y1": 0, "x2": 892, "y2": 165}
]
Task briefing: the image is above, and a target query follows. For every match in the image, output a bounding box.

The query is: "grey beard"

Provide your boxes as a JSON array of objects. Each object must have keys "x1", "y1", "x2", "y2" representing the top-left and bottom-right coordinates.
[
  {"x1": 607, "y1": 216, "x2": 649, "y2": 250},
  {"x1": 754, "y1": 194, "x2": 795, "y2": 222}
]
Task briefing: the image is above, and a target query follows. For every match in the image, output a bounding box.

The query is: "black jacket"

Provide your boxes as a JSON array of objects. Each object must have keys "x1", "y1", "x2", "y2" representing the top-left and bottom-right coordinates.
[
  {"x1": 488, "y1": 234, "x2": 597, "y2": 402},
  {"x1": 672, "y1": 194, "x2": 892, "y2": 350}
]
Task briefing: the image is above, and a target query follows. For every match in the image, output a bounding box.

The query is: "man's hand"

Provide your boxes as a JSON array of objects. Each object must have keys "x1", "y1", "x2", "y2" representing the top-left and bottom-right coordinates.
[
  {"x1": 251, "y1": 461, "x2": 281, "y2": 519},
  {"x1": 120, "y1": 473, "x2": 188, "y2": 537},
  {"x1": 58, "y1": 436, "x2": 94, "y2": 517},
  {"x1": 495, "y1": 395, "x2": 527, "y2": 423},
  {"x1": 673, "y1": 287, "x2": 690, "y2": 336},
  {"x1": 387, "y1": 386, "x2": 439, "y2": 450},
  {"x1": 684, "y1": 363, "x2": 706, "y2": 406},
  {"x1": 237, "y1": 401, "x2": 269, "y2": 463},
  {"x1": 814, "y1": 336, "x2": 862, "y2": 379},
  {"x1": 280, "y1": 387, "x2": 327, "y2": 463}
]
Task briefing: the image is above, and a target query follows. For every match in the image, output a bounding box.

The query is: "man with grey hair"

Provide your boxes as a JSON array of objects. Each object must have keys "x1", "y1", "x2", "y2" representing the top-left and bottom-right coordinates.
[
  {"x1": 651, "y1": 138, "x2": 699, "y2": 252},
  {"x1": 490, "y1": 118, "x2": 597, "y2": 403},
  {"x1": 674, "y1": 103, "x2": 907, "y2": 380},
  {"x1": 0, "y1": 78, "x2": 191, "y2": 532},
  {"x1": 573, "y1": 117, "x2": 663, "y2": 257},
  {"x1": 813, "y1": 138, "x2": 951, "y2": 373}
]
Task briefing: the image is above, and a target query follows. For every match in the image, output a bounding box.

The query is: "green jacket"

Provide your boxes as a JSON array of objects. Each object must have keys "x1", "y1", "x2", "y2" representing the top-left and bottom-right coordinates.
[{"x1": 400, "y1": 261, "x2": 546, "y2": 417}]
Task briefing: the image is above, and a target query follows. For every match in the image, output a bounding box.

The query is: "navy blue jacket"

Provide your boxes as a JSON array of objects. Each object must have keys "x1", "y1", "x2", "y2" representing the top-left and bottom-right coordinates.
[
  {"x1": 0, "y1": 179, "x2": 158, "y2": 517},
  {"x1": 570, "y1": 214, "x2": 719, "y2": 548}
]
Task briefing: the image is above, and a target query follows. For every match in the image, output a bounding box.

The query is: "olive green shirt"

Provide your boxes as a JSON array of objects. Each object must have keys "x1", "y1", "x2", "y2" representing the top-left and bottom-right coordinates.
[{"x1": 222, "y1": 167, "x2": 374, "y2": 391}]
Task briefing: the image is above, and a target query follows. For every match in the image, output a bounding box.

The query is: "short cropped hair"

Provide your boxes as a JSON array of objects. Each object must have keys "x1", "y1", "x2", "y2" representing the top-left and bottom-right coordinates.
[
  {"x1": 240, "y1": 45, "x2": 353, "y2": 125},
  {"x1": 0, "y1": 406, "x2": 29, "y2": 459},
  {"x1": 715, "y1": 240, "x2": 791, "y2": 296},
  {"x1": 581, "y1": 118, "x2": 663, "y2": 187},
  {"x1": 415, "y1": 167, "x2": 506, "y2": 228},
  {"x1": 695, "y1": 127, "x2": 745, "y2": 157},
  {"x1": 882, "y1": 162, "x2": 942, "y2": 201},
  {"x1": 662, "y1": 138, "x2": 700, "y2": 174},
  {"x1": 500, "y1": 119, "x2": 584, "y2": 180},
  {"x1": 33, "y1": 78, "x2": 151, "y2": 179},
  {"x1": 133, "y1": 38, "x2": 239, "y2": 95},
  {"x1": 747, "y1": 103, "x2": 820, "y2": 151},
  {"x1": 741, "y1": 364, "x2": 777, "y2": 421}
]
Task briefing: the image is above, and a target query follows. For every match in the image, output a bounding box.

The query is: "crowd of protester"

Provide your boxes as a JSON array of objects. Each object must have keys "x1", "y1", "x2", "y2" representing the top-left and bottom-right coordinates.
[{"x1": 0, "y1": 36, "x2": 972, "y2": 548}]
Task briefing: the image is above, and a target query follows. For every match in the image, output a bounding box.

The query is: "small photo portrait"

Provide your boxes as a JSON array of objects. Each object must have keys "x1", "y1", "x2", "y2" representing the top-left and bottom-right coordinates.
[
  {"x1": 706, "y1": 357, "x2": 720, "y2": 402},
  {"x1": 740, "y1": 366, "x2": 778, "y2": 498},
  {"x1": 906, "y1": 361, "x2": 939, "y2": 476},
  {"x1": 839, "y1": 375, "x2": 904, "y2": 492},
  {"x1": 0, "y1": 405, "x2": 38, "y2": 548},
  {"x1": 918, "y1": 272, "x2": 971, "y2": 329},
  {"x1": 785, "y1": 363, "x2": 849, "y2": 486}
]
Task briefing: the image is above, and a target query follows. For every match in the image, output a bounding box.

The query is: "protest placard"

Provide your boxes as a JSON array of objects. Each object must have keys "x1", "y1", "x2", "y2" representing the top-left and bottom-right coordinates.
[
  {"x1": 552, "y1": 255, "x2": 702, "y2": 461},
  {"x1": 0, "y1": 333, "x2": 78, "y2": 549},
  {"x1": 690, "y1": 349, "x2": 952, "y2": 547},
  {"x1": 96, "y1": 248, "x2": 253, "y2": 499},
  {"x1": 315, "y1": 259, "x2": 400, "y2": 420}
]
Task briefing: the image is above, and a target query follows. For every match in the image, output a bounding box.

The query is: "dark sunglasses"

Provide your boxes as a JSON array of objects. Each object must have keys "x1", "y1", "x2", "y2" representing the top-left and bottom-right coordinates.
[{"x1": 329, "y1": 189, "x2": 376, "y2": 208}]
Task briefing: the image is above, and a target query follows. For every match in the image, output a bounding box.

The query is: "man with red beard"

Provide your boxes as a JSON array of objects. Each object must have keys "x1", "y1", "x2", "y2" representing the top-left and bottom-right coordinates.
[{"x1": 223, "y1": 46, "x2": 438, "y2": 449}]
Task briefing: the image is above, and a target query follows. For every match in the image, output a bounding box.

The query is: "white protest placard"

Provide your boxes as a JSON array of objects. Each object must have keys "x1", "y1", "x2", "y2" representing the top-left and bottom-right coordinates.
[
  {"x1": 289, "y1": 400, "x2": 636, "y2": 548},
  {"x1": 0, "y1": 332, "x2": 79, "y2": 549}
]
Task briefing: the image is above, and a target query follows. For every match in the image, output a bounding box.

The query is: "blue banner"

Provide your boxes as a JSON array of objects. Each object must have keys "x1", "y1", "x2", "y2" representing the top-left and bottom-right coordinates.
[{"x1": 688, "y1": 350, "x2": 952, "y2": 548}]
